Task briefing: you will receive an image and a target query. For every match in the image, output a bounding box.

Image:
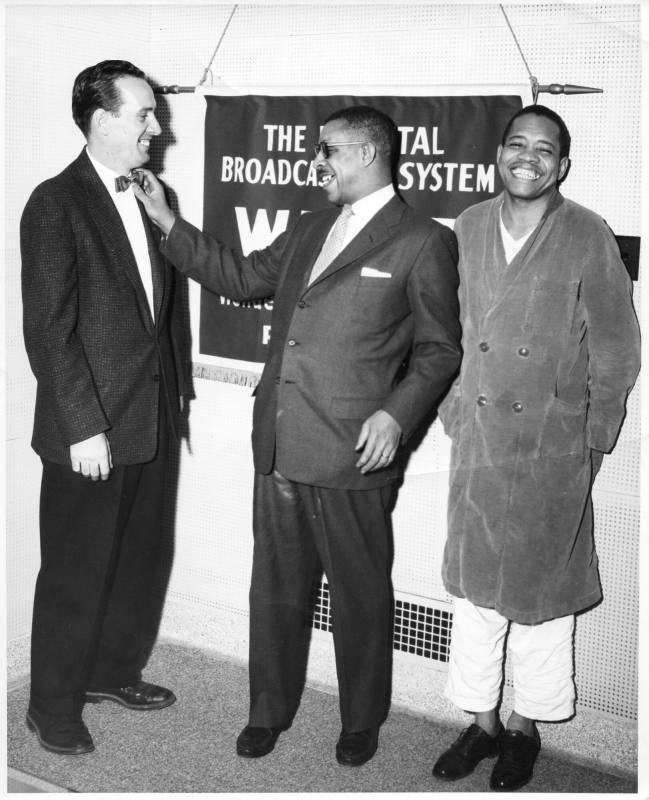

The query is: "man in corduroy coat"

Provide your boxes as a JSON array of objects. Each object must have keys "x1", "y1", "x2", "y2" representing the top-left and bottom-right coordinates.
[
  {"x1": 433, "y1": 105, "x2": 640, "y2": 792},
  {"x1": 21, "y1": 60, "x2": 191, "y2": 755}
]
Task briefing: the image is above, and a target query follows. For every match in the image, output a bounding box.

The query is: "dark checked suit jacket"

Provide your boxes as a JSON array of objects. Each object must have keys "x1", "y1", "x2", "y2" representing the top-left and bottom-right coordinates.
[
  {"x1": 21, "y1": 149, "x2": 191, "y2": 466},
  {"x1": 162, "y1": 194, "x2": 461, "y2": 490}
]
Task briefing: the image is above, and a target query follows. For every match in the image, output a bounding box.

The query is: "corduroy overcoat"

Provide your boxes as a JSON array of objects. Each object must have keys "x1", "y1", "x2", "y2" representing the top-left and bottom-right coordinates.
[{"x1": 438, "y1": 192, "x2": 640, "y2": 624}]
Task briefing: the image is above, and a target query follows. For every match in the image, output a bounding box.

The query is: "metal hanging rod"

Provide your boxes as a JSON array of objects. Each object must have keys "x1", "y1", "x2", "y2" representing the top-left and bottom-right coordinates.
[{"x1": 498, "y1": 4, "x2": 602, "y2": 103}]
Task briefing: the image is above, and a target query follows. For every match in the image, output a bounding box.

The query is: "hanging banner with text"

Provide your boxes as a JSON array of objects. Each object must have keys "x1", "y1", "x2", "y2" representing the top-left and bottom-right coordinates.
[{"x1": 199, "y1": 91, "x2": 523, "y2": 372}]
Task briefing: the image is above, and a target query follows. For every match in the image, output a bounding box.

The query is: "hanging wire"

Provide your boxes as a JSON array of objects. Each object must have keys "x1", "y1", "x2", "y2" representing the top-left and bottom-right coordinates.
[
  {"x1": 498, "y1": 4, "x2": 602, "y2": 102},
  {"x1": 155, "y1": 4, "x2": 239, "y2": 93},
  {"x1": 498, "y1": 4, "x2": 539, "y2": 101},
  {"x1": 198, "y1": 4, "x2": 239, "y2": 87}
]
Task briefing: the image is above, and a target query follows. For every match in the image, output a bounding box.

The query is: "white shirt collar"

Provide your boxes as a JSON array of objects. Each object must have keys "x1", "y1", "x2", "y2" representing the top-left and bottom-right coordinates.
[
  {"x1": 349, "y1": 183, "x2": 396, "y2": 221},
  {"x1": 85, "y1": 147, "x2": 129, "y2": 195}
]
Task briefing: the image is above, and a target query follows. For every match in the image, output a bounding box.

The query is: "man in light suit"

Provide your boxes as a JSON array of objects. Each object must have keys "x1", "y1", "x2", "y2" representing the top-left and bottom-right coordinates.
[
  {"x1": 136, "y1": 106, "x2": 461, "y2": 765},
  {"x1": 21, "y1": 60, "x2": 191, "y2": 755}
]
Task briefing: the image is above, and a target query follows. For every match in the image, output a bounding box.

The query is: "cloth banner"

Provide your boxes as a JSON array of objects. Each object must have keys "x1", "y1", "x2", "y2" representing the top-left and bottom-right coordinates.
[{"x1": 199, "y1": 91, "x2": 523, "y2": 369}]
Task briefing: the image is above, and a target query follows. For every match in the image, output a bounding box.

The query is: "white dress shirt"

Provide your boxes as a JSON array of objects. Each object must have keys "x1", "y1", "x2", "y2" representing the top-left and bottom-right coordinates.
[{"x1": 86, "y1": 148, "x2": 155, "y2": 316}]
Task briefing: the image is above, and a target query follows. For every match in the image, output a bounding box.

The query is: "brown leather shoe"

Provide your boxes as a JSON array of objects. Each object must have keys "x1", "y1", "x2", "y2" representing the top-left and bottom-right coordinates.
[
  {"x1": 432, "y1": 723, "x2": 503, "y2": 781},
  {"x1": 26, "y1": 708, "x2": 94, "y2": 755},
  {"x1": 335, "y1": 728, "x2": 379, "y2": 767},
  {"x1": 85, "y1": 680, "x2": 176, "y2": 710},
  {"x1": 490, "y1": 728, "x2": 541, "y2": 791},
  {"x1": 236, "y1": 725, "x2": 285, "y2": 757}
]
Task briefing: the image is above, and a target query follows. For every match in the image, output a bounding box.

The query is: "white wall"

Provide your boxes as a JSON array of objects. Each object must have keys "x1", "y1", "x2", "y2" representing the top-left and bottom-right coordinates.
[{"x1": 4, "y1": 1, "x2": 644, "y2": 772}]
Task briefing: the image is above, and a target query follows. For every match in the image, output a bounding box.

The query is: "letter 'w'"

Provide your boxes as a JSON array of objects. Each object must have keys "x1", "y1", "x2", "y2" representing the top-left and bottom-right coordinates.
[{"x1": 235, "y1": 207, "x2": 290, "y2": 255}]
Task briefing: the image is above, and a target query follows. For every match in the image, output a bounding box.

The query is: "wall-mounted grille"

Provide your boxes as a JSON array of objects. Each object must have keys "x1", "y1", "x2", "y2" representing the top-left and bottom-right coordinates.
[
  {"x1": 310, "y1": 580, "x2": 333, "y2": 633},
  {"x1": 310, "y1": 581, "x2": 451, "y2": 663},
  {"x1": 394, "y1": 599, "x2": 451, "y2": 662}
]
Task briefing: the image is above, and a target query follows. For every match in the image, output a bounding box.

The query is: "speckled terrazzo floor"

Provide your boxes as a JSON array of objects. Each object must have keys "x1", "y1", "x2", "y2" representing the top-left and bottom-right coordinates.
[{"x1": 6, "y1": 641, "x2": 637, "y2": 794}]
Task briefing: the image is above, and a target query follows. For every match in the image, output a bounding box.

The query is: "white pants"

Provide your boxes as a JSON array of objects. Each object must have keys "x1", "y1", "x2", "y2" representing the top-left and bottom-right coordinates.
[{"x1": 444, "y1": 597, "x2": 576, "y2": 721}]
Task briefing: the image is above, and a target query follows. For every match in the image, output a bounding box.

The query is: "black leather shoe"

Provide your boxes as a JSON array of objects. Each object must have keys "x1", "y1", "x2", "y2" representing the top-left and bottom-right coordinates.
[
  {"x1": 335, "y1": 728, "x2": 379, "y2": 767},
  {"x1": 490, "y1": 728, "x2": 541, "y2": 791},
  {"x1": 85, "y1": 680, "x2": 176, "y2": 710},
  {"x1": 26, "y1": 709, "x2": 94, "y2": 755},
  {"x1": 432, "y1": 723, "x2": 503, "y2": 781},
  {"x1": 236, "y1": 725, "x2": 284, "y2": 757}
]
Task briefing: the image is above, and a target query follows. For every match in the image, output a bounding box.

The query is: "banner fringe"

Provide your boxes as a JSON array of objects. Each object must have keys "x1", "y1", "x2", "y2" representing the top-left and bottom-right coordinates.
[{"x1": 192, "y1": 362, "x2": 261, "y2": 388}]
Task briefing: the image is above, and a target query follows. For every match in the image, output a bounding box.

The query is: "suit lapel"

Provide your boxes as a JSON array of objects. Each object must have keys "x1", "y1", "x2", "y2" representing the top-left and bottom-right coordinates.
[
  {"x1": 280, "y1": 207, "x2": 338, "y2": 298},
  {"x1": 72, "y1": 151, "x2": 156, "y2": 332},
  {"x1": 305, "y1": 195, "x2": 405, "y2": 291},
  {"x1": 486, "y1": 191, "x2": 564, "y2": 318}
]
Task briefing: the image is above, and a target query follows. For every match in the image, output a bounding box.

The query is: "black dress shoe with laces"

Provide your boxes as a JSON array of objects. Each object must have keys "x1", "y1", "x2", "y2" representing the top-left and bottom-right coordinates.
[
  {"x1": 490, "y1": 727, "x2": 541, "y2": 791},
  {"x1": 432, "y1": 723, "x2": 503, "y2": 781},
  {"x1": 236, "y1": 725, "x2": 285, "y2": 757},
  {"x1": 335, "y1": 728, "x2": 379, "y2": 766},
  {"x1": 26, "y1": 708, "x2": 95, "y2": 755},
  {"x1": 85, "y1": 680, "x2": 176, "y2": 710}
]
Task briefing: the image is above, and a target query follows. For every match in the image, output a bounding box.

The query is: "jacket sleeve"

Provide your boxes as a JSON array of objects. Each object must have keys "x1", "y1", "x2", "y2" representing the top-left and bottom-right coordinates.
[
  {"x1": 21, "y1": 186, "x2": 110, "y2": 445},
  {"x1": 381, "y1": 223, "x2": 462, "y2": 440},
  {"x1": 161, "y1": 216, "x2": 292, "y2": 301},
  {"x1": 583, "y1": 222, "x2": 640, "y2": 453}
]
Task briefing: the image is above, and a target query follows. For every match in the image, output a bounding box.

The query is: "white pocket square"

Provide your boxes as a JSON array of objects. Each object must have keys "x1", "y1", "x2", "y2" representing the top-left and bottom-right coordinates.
[{"x1": 361, "y1": 267, "x2": 392, "y2": 278}]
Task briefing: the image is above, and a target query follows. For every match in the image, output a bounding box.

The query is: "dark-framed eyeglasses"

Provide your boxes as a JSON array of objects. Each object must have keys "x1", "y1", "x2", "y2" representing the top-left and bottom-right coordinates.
[{"x1": 313, "y1": 141, "x2": 368, "y2": 159}]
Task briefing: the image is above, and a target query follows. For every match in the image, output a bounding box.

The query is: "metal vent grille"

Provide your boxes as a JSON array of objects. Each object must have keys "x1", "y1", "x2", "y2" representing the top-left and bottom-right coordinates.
[
  {"x1": 310, "y1": 580, "x2": 333, "y2": 633},
  {"x1": 394, "y1": 599, "x2": 451, "y2": 662},
  {"x1": 310, "y1": 581, "x2": 451, "y2": 663}
]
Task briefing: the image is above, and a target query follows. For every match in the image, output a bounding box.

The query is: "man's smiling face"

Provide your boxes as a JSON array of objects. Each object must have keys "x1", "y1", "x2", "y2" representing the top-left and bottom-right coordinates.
[
  {"x1": 102, "y1": 76, "x2": 161, "y2": 174},
  {"x1": 313, "y1": 119, "x2": 366, "y2": 206},
  {"x1": 497, "y1": 112, "x2": 569, "y2": 202}
]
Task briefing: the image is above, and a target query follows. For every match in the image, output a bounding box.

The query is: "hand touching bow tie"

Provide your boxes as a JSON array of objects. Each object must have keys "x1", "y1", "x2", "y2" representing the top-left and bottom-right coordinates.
[{"x1": 115, "y1": 170, "x2": 145, "y2": 193}]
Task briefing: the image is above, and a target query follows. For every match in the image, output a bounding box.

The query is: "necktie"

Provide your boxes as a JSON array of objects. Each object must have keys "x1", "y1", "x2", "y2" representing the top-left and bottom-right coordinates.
[
  {"x1": 308, "y1": 204, "x2": 354, "y2": 285},
  {"x1": 115, "y1": 171, "x2": 144, "y2": 193}
]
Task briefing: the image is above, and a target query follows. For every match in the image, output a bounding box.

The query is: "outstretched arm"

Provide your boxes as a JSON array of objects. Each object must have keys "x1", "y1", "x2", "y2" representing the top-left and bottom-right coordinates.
[{"x1": 133, "y1": 168, "x2": 288, "y2": 301}]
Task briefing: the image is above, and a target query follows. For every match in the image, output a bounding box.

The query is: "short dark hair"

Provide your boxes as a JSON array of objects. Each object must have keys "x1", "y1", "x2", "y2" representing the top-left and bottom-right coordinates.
[
  {"x1": 324, "y1": 105, "x2": 399, "y2": 164},
  {"x1": 501, "y1": 104, "x2": 571, "y2": 160},
  {"x1": 72, "y1": 60, "x2": 146, "y2": 137}
]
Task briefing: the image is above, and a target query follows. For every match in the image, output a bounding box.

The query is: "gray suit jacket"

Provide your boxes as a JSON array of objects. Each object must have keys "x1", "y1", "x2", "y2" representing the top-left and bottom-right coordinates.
[
  {"x1": 163, "y1": 195, "x2": 461, "y2": 489},
  {"x1": 21, "y1": 150, "x2": 191, "y2": 465}
]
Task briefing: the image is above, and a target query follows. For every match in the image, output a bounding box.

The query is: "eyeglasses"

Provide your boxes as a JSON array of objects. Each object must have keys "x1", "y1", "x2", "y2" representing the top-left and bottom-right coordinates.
[{"x1": 313, "y1": 141, "x2": 367, "y2": 159}]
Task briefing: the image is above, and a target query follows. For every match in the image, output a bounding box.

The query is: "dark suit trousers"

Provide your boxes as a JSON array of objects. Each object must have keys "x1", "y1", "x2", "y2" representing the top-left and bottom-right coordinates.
[
  {"x1": 248, "y1": 470, "x2": 395, "y2": 733},
  {"x1": 29, "y1": 412, "x2": 171, "y2": 718}
]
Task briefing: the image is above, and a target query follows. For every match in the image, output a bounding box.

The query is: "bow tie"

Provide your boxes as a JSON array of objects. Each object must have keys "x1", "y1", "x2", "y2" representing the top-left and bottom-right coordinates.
[{"x1": 115, "y1": 171, "x2": 144, "y2": 192}]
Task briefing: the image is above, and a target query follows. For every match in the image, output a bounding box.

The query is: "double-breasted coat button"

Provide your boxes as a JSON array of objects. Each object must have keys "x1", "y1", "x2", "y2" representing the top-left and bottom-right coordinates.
[
  {"x1": 479, "y1": 341, "x2": 490, "y2": 352},
  {"x1": 477, "y1": 395, "x2": 487, "y2": 406},
  {"x1": 512, "y1": 401, "x2": 523, "y2": 413},
  {"x1": 297, "y1": 300, "x2": 306, "y2": 309},
  {"x1": 517, "y1": 346, "x2": 530, "y2": 357},
  {"x1": 287, "y1": 339, "x2": 297, "y2": 347}
]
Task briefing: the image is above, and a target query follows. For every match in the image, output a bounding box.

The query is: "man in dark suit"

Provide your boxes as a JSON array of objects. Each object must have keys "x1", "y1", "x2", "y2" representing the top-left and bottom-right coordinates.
[
  {"x1": 136, "y1": 106, "x2": 461, "y2": 766},
  {"x1": 20, "y1": 60, "x2": 191, "y2": 755}
]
